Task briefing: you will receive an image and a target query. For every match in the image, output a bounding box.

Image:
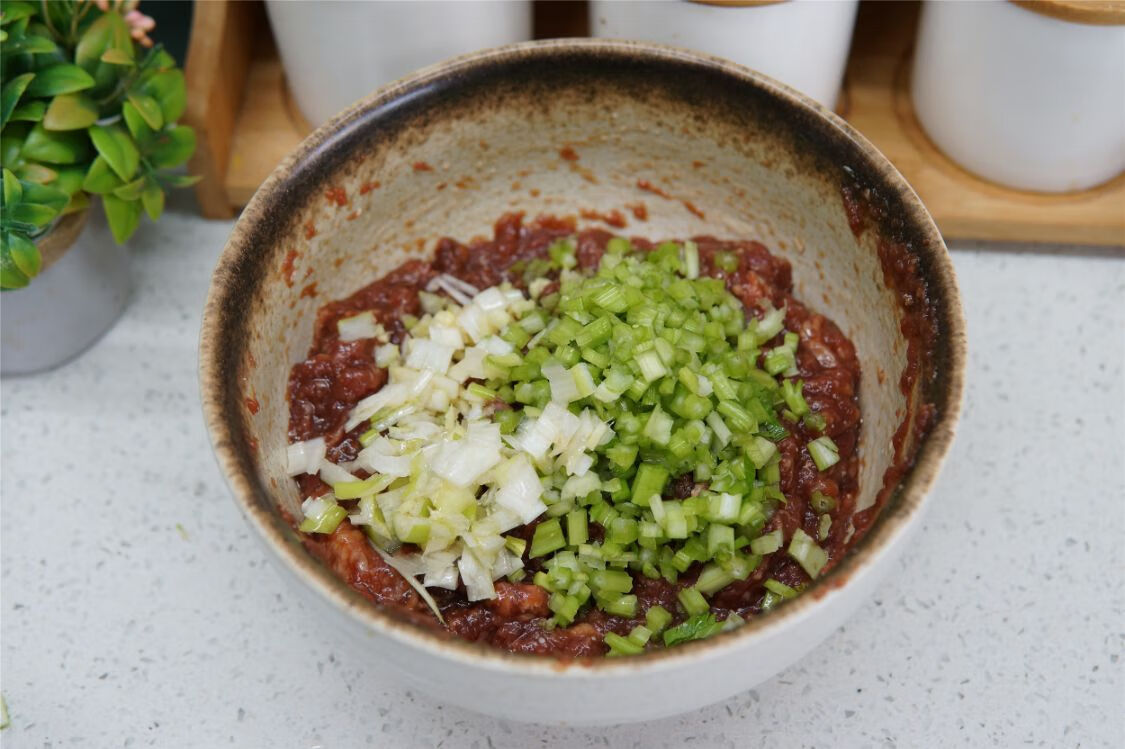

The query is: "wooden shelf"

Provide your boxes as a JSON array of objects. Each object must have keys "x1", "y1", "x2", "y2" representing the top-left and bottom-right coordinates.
[
  {"x1": 184, "y1": 0, "x2": 1124, "y2": 245},
  {"x1": 840, "y1": 1, "x2": 1124, "y2": 246}
]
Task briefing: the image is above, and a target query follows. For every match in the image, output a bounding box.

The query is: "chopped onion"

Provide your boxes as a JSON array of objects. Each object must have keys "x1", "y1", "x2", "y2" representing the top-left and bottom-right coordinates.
[
  {"x1": 405, "y1": 338, "x2": 455, "y2": 374},
  {"x1": 337, "y1": 311, "x2": 382, "y2": 342},
  {"x1": 286, "y1": 437, "x2": 326, "y2": 476},
  {"x1": 543, "y1": 360, "x2": 580, "y2": 403},
  {"x1": 494, "y1": 455, "x2": 546, "y2": 523},
  {"x1": 427, "y1": 274, "x2": 477, "y2": 306},
  {"x1": 317, "y1": 458, "x2": 358, "y2": 485},
  {"x1": 431, "y1": 435, "x2": 501, "y2": 487},
  {"x1": 457, "y1": 548, "x2": 496, "y2": 601}
]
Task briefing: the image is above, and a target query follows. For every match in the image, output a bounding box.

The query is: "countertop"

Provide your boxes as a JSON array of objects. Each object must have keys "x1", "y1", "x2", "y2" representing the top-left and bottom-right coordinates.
[{"x1": 2, "y1": 202, "x2": 1122, "y2": 748}]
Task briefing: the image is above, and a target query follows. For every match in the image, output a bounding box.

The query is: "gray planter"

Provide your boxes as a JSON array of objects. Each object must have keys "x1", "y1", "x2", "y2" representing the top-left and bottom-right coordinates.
[{"x1": 1, "y1": 205, "x2": 130, "y2": 376}]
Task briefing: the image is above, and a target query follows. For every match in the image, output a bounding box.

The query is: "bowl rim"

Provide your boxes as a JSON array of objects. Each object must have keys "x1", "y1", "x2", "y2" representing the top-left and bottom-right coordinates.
[{"x1": 200, "y1": 38, "x2": 966, "y2": 676}]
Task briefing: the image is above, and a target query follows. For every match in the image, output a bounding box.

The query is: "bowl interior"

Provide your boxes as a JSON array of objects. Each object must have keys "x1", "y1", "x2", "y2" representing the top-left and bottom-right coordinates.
[{"x1": 202, "y1": 40, "x2": 963, "y2": 665}]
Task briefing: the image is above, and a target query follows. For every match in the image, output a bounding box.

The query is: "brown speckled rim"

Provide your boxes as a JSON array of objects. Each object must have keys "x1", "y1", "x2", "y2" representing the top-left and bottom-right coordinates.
[{"x1": 200, "y1": 39, "x2": 966, "y2": 676}]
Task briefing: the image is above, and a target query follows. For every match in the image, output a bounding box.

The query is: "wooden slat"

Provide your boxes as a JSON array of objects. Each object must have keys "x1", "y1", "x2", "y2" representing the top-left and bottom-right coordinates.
[
  {"x1": 183, "y1": 0, "x2": 269, "y2": 218},
  {"x1": 224, "y1": 35, "x2": 310, "y2": 208}
]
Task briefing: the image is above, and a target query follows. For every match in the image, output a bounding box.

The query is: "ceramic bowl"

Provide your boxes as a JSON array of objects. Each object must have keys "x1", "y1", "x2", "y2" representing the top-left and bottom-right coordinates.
[{"x1": 200, "y1": 40, "x2": 965, "y2": 725}]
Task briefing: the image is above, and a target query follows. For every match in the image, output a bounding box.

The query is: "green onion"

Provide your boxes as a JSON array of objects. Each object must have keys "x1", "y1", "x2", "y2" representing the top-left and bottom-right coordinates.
[
  {"x1": 787, "y1": 528, "x2": 828, "y2": 578},
  {"x1": 605, "y1": 631, "x2": 643, "y2": 656},
  {"x1": 332, "y1": 474, "x2": 394, "y2": 500},
  {"x1": 567, "y1": 508, "x2": 589, "y2": 546},
  {"x1": 505, "y1": 536, "x2": 528, "y2": 557},
  {"x1": 677, "y1": 586, "x2": 710, "y2": 616},
  {"x1": 781, "y1": 379, "x2": 810, "y2": 417},
  {"x1": 631, "y1": 463, "x2": 670, "y2": 507},
  {"x1": 818, "y1": 513, "x2": 832, "y2": 541},
  {"x1": 646, "y1": 604, "x2": 673, "y2": 633},
  {"x1": 663, "y1": 612, "x2": 723, "y2": 647},
  {"x1": 803, "y1": 412, "x2": 827, "y2": 432},
  {"x1": 807, "y1": 436, "x2": 840, "y2": 471},
  {"x1": 298, "y1": 501, "x2": 347, "y2": 534},
  {"x1": 530, "y1": 518, "x2": 567, "y2": 557},
  {"x1": 749, "y1": 529, "x2": 783, "y2": 555},
  {"x1": 764, "y1": 578, "x2": 798, "y2": 599},
  {"x1": 810, "y1": 491, "x2": 837, "y2": 513}
]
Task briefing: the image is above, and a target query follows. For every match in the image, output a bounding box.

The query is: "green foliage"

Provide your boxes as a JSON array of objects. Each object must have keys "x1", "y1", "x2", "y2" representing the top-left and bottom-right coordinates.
[{"x1": 0, "y1": 0, "x2": 197, "y2": 290}]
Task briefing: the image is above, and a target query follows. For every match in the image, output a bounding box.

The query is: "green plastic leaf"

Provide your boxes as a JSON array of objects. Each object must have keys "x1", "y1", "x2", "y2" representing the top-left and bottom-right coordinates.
[
  {"x1": 121, "y1": 101, "x2": 153, "y2": 144},
  {"x1": 159, "y1": 172, "x2": 202, "y2": 189},
  {"x1": 2, "y1": 168, "x2": 22, "y2": 205},
  {"x1": 147, "y1": 125, "x2": 195, "y2": 169},
  {"x1": 113, "y1": 177, "x2": 146, "y2": 201},
  {"x1": 141, "y1": 182, "x2": 164, "y2": 221},
  {"x1": 1, "y1": 72, "x2": 34, "y2": 130},
  {"x1": 1, "y1": 240, "x2": 31, "y2": 289},
  {"x1": 1, "y1": 3, "x2": 37, "y2": 25},
  {"x1": 62, "y1": 188, "x2": 89, "y2": 216},
  {"x1": 20, "y1": 123, "x2": 90, "y2": 164},
  {"x1": 13, "y1": 163, "x2": 56, "y2": 184},
  {"x1": 8, "y1": 99, "x2": 46, "y2": 123},
  {"x1": 81, "y1": 155, "x2": 124, "y2": 194},
  {"x1": 51, "y1": 166, "x2": 85, "y2": 196},
  {"x1": 102, "y1": 193, "x2": 141, "y2": 244},
  {"x1": 7, "y1": 227, "x2": 40, "y2": 277},
  {"x1": 88, "y1": 125, "x2": 139, "y2": 181},
  {"x1": 19, "y1": 181, "x2": 69, "y2": 214},
  {"x1": 140, "y1": 70, "x2": 186, "y2": 123},
  {"x1": 26, "y1": 64, "x2": 96, "y2": 97},
  {"x1": 75, "y1": 12, "x2": 131, "y2": 69},
  {"x1": 43, "y1": 93, "x2": 98, "y2": 131},
  {"x1": 1, "y1": 33, "x2": 56, "y2": 56},
  {"x1": 19, "y1": 186, "x2": 67, "y2": 212},
  {"x1": 100, "y1": 48, "x2": 134, "y2": 66},
  {"x1": 125, "y1": 92, "x2": 163, "y2": 130},
  {"x1": 6, "y1": 202, "x2": 57, "y2": 230},
  {"x1": 151, "y1": 49, "x2": 176, "y2": 71}
]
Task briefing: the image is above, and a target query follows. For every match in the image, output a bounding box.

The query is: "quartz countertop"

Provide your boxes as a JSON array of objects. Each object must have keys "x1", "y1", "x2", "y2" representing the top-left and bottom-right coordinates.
[{"x1": 2, "y1": 203, "x2": 1122, "y2": 748}]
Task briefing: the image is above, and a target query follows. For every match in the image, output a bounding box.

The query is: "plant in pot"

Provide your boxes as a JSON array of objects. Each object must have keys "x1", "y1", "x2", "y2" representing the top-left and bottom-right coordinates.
[{"x1": 0, "y1": 0, "x2": 196, "y2": 375}]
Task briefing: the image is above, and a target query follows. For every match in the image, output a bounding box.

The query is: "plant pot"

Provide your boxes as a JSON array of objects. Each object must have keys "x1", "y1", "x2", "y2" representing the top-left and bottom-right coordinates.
[
  {"x1": 588, "y1": 0, "x2": 859, "y2": 109},
  {"x1": 912, "y1": 0, "x2": 1125, "y2": 193},
  {"x1": 1, "y1": 204, "x2": 130, "y2": 376},
  {"x1": 264, "y1": 0, "x2": 534, "y2": 127}
]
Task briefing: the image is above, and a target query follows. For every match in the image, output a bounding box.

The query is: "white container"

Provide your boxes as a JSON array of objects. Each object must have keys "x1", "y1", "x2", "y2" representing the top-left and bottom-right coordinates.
[
  {"x1": 265, "y1": 0, "x2": 533, "y2": 126},
  {"x1": 912, "y1": 0, "x2": 1125, "y2": 193},
  {"x1": 589, "y1": 0, "x2": 859, "y2": 108},
  {"x1": 1, "y1": 206, "x2": 129, "y2": 376}
]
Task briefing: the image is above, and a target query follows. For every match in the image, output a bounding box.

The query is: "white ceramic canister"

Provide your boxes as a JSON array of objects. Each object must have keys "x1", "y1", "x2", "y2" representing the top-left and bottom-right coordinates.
[
  {"x1": 265, "y1": 0, "x2": 533, "y2": 127},
  {"x1": 912, "y1": 0, "x2": 1125, "y2": 193},
  {"x1": 588, "y1": 0, "x2": 860, "y2": 109}
]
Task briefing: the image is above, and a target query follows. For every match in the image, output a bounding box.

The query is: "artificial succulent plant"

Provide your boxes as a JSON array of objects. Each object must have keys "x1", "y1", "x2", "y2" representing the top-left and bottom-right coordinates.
[{"x1": 0, "y1": 0, "x2": 197, "y2": 289}]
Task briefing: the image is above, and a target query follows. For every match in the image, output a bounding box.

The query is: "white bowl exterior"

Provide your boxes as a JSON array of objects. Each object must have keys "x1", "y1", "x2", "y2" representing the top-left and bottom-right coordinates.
[
  {"x1": 589, "y1": 0, "x2": 859, "y2": 109},
  {"x1": 265, "y1": 498, "x2": 928, "y2": 725},
  {"x1": 265, "y1": 0, "x2": 532, "y2": 126},
  {"x1": 912, "y1": 0, "x2": 1125, "y2": 193}
]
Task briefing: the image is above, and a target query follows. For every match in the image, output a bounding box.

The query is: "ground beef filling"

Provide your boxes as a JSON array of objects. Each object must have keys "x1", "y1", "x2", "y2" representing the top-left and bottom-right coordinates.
[{"x1": 287, "y1": 214, "x2": 863, "y2": 657}]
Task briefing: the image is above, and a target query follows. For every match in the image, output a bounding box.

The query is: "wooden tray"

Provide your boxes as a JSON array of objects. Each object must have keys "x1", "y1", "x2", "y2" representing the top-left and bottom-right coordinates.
[{"x1": 184, "y1": 0, "x2": 1125, "y2": 246}]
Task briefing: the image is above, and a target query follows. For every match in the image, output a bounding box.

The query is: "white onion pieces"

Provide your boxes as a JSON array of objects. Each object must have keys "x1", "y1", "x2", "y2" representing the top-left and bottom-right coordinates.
[
  {"x1": 286, "y1": 437, "x2": 326, "y2": 476},
  {"x1": 336, "y1": 311, "x2": 385, "y2": 342},
  {"x1": 285, "y1": 279, "x2": 611, "y2": 604}
]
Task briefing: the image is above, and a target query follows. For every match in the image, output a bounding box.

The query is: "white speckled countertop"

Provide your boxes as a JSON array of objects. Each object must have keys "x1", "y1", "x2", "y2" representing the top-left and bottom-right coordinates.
[{"x1": 1, "y1": 200, "x2": 1122, "y2": 748}]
